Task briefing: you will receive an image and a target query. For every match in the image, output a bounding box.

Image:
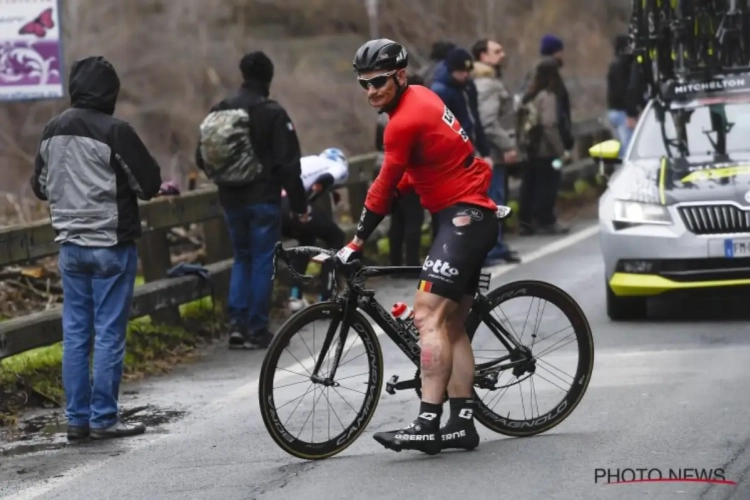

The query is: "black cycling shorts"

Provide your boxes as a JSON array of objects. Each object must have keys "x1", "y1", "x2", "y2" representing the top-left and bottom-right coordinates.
[{"x1": 417, "y1": 204, "x2": 498, "y2": 303}]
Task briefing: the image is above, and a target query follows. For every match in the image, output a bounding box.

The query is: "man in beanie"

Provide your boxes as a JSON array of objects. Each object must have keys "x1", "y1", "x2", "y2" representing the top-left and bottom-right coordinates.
[
  {"x1": 418, "y1": 39, "x2": 456, "y2": 88},
  {"x1": 540, "y1": 34, "x2": 565, "y2": 66},
  {"x1": 517, "y1": 34, "x2": 565, "y2": 95},
  {"x1": 429, "y1": 47, "x2": 491, "y2": 185},
  {"x1": 196, "y1": 51, "x2": 308, "y2": 350}
]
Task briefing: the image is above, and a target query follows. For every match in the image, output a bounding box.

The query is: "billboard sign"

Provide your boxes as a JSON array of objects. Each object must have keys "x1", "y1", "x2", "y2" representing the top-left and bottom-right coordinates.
[{"x1": 0, "y1": 0, "x2": 64, "y2": 101}]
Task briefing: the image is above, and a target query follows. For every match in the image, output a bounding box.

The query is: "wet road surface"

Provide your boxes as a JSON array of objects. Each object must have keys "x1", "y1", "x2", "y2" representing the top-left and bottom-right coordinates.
[{"x1": 2, "y1": 216, "x2": 750, "y2": 500}]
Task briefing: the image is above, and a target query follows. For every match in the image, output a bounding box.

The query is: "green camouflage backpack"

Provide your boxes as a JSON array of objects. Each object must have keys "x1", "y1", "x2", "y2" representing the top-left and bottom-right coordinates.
[
  {"x1": 515, "y1": 98, "x2": 542, "y2": 158},
  {"x1": 198, "y1": 106, "x2": 263, "y2": 186}
]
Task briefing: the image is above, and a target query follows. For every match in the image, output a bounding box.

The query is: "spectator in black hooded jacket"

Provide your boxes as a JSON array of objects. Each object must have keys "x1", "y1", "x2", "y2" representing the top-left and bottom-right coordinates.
[
  {"x1": 196, "y1": 51, "x2": 308, "y2": 350},
  {"x1": 31, "y1": 56, "x2": 162, "y2": 441}
]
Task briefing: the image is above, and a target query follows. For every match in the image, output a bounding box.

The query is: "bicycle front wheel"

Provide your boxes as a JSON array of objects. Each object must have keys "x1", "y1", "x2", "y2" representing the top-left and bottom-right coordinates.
[
  {"x1": 471, "y1": 280, "x2": 594, "y2": 438},
  {"x1": 258, "y1": 302, "x2": 384, "y2": 460}
]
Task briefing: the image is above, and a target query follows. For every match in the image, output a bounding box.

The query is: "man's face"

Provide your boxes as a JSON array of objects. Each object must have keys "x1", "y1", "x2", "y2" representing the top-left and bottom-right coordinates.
[
  {"x1": 357, "y1": 68, "x2": 406, "y2": 108},
  {"x1": 451, "y1": 69, "x2": 470, "y2": 84},
  {"x1": 482, "y1": 41, "x2": 505, "y2": 67}
]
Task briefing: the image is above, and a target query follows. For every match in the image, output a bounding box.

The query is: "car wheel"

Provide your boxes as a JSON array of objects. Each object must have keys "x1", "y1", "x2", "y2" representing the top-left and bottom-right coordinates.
[{"x1": 606, "y1": 283, "x2": 647, "y2": 321}]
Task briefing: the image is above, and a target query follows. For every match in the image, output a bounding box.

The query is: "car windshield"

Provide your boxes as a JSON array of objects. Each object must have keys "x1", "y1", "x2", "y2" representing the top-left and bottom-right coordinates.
[{"x1": 629, "y1": 95, "x2": 750, "y2": 160}]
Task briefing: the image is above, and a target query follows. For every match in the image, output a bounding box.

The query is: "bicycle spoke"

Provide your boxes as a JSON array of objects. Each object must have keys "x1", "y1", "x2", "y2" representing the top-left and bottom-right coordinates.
[
  {"x1": 274, "y1": 378, "x2": 314, "y2": 390},
  {"x1": 530, "y1": 369, "x2": 570, "y2": 394},
  {"x1": 282, "y1": 383, "x2": 316, "y2": 427},
  {"x1": 320, "y1": 386, "x2": 347, "y2": 435},
  {"x1": 331, "y1": 386, "x2": 360, "y2": 414},
  {"x1": 535, "y1": 356, "x2": 576, "y2": 385},
  {"x1": 334, "y1": 384, "x2": 367, "y2": 396},
  {"x1": 275, "y1": 366, "x2": 310, "y2": 379},
  {"x1": 534, "y1": 324, "x2": 574, "y2": 345},
  {"x1": 534, "y1": 334, "x2": 578, "y2": 359},
  {"x1": 295, "y1": 386, "x2": 327, "y2": 441}
]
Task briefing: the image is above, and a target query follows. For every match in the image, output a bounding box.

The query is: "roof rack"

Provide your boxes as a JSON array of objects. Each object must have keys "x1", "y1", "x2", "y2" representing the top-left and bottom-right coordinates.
[{"x1": 659, "y1": 70, "x2": 750, "y2": 103}]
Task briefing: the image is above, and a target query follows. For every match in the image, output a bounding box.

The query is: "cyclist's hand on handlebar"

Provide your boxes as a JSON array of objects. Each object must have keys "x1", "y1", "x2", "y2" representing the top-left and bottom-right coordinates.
[{"x1": 334, "y1": 240, "x2": 363, "y2": 265}]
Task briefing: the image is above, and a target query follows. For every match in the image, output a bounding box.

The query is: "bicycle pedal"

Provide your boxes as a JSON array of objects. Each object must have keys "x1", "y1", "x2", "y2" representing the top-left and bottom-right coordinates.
[
  {"x1": 385, "y1": 375, "x2": 399, "y2": 395},
  {"x1": 393, "y1": 379, "x2": 416, "y2": 391}
]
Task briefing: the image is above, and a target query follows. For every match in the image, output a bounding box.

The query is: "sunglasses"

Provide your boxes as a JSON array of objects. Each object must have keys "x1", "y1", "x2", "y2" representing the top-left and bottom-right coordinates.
[{"x1": 357, "y1": 70, "x2": 395, "y2": 89}]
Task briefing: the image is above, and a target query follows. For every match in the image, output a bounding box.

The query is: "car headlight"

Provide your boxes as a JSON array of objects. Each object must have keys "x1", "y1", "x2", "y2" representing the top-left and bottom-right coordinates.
[{"x1": 613, "y1": 200, "x2": 672, "y2": 225}]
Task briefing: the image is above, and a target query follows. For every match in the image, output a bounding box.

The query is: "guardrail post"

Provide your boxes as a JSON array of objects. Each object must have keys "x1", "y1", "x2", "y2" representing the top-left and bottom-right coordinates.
[
  {"x1": 202, "y1": 216, "x2": 232, "y2": 313},
  {"x1": 136, "y1": 229, "x2": 182, "y2": 325}
]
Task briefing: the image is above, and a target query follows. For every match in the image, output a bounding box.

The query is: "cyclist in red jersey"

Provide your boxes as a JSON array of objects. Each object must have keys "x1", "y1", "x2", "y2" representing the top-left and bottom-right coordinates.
[{"x1": 333, "y1": 39, "x2": 501, "y2": 455}]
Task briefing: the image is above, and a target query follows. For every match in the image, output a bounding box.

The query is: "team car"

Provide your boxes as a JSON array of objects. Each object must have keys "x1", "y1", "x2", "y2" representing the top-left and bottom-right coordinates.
[{"x1": 591, "y1": 73, "x2": 750, "y2": 320}]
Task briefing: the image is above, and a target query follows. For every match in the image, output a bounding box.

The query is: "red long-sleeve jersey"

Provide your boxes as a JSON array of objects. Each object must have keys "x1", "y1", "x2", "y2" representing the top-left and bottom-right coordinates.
[{"x1": 364, "y1": 85, "x2": 496, "y2": 215}]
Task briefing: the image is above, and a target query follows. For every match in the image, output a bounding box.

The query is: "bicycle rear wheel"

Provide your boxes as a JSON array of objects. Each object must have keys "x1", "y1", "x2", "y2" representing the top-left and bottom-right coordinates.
[
  {"x1": 258, "y1": 302, "x2": 384, "y2": 460},
  {"x1": 470, "y1": 280, "x2": 594, "y2": 438}
]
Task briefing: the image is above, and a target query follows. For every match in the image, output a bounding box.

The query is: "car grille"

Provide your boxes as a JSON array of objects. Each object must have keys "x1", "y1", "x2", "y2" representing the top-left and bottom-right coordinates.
[{"x1": 678, "y1": 204, "x2": 750, "y2": 235}]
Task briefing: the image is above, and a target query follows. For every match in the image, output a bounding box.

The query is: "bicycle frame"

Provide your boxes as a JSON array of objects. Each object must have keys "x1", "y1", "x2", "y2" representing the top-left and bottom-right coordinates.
[{"x1": 272, "y1": 244, "x2": 533, "y2": 391}]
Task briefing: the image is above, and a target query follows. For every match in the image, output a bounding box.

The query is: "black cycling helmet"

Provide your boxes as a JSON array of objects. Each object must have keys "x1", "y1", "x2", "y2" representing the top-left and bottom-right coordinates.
[{"x1": 352, "y1": 39, "x2": 408, "y2": 73}]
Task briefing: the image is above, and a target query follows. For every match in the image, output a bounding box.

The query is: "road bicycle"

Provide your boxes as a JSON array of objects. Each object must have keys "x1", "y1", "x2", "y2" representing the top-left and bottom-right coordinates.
[
  {"x1": 628, "y1": 0, "x2": 750, "y2": 98},
  {"x1": 258, "y1": 232, "x2": 595, "y2": 460}
]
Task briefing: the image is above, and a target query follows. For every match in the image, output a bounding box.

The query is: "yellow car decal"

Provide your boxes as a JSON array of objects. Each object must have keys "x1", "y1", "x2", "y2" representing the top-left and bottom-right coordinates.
[{"x1": 609, "y1": 272, "x2": 750, "y2": 297}]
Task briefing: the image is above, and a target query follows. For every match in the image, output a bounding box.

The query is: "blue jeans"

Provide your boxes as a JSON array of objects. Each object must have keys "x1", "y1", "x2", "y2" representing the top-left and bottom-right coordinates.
[
  {"x1": 607, "y1": 109, "x2": 634, "y2": 158},
  {"x1": 486, "y1": 164, "x2": 511, "y2": 260},
  {"x1": 59, "y1": 242, "x2": 137, "y2": 429},
  {"x1": 224, "y1": 203, "x2": 281, "y2": 335}
]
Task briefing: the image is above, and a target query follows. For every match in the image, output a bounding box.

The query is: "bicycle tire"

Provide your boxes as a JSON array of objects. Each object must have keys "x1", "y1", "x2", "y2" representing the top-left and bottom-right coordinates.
[
  {"x1": 258, "y1": 302, "x2": 384, "y2": 460},
  {"x1": 472, "y1": 280, "x2": 594, "y2": 438}
]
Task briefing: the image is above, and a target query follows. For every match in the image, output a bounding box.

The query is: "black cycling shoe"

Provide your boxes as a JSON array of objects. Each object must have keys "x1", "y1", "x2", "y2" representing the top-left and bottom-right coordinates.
[
  {"x1": 440, "y1": 420, "x2": 480, "y2": 451},
  {"x1": 373, "y1": 418, "x2": 442, "y2": 455}
]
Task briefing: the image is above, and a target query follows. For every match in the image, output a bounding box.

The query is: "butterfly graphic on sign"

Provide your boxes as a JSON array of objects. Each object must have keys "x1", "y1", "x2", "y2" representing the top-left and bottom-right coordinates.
[{"x1": 18, "y1": 8, "x2": 55, "y2": 39}]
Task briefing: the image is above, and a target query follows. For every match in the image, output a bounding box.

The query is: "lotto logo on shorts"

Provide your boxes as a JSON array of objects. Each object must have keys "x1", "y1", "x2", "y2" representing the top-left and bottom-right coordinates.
[{"x1": 418, "y1": 280, "x2": 433, "y2": 292}]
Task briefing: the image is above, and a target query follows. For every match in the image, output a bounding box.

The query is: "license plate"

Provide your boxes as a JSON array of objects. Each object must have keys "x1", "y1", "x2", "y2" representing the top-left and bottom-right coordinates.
[{"x1": 724, "y1": 238, "x2": 750, "y2": 257}]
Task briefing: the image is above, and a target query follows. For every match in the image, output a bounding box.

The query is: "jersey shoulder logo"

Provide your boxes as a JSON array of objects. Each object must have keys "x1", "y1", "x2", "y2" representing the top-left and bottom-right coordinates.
[{"x1": 440, "y1": 105, "x2": 469, "y2": 142}]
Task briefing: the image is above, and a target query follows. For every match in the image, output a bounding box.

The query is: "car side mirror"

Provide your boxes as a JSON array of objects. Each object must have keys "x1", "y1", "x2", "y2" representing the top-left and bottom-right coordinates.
[{"x1": 589, "y1": 139, "x2": 623, "y2": 181}]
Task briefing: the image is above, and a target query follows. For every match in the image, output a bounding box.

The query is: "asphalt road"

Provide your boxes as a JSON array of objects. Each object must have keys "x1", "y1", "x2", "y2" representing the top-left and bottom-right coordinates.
[{"x1": 2, "y1": 215, "x2": 750, "y2": 500}]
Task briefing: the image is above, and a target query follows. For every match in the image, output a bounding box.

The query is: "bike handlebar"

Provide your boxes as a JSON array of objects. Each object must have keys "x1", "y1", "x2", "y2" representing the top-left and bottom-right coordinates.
[{"x1": 272, "y1": 242, "x2": 363, "y2": 285}]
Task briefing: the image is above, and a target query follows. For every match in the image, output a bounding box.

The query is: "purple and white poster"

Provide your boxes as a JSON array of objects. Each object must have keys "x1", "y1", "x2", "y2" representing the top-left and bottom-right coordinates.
[{"x1": 0, "y1": 0, "x2": 63, "y2": 101}]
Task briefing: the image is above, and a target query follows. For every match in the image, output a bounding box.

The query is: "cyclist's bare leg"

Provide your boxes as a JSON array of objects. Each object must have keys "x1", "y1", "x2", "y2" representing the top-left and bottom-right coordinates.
[
  {"x1": 413, "y1": 290, "x2": 459, "y2": 404},
  {"x1": 446, "y1": 295, "x2": 475, "y2": 398}
]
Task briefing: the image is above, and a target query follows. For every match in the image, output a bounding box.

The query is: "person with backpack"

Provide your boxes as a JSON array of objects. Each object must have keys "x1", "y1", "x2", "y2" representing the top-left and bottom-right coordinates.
[
  {"x1": 516, "y1": 58, "x2": 571, "y2": 236},
  {"x1": 195, "y1": 51, "x2": 308, "y2": 350}
]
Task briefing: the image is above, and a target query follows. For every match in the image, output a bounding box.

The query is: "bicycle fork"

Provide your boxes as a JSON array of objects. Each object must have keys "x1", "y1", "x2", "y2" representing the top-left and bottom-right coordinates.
[{"x1": 309, "y1": 298, "x2": 356, "y2": 387}]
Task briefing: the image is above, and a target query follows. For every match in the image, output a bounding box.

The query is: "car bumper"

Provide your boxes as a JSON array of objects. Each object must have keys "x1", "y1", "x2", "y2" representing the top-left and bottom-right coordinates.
[{"x1": 600, "y1": 210, "x2": 750, "y2": 297}]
